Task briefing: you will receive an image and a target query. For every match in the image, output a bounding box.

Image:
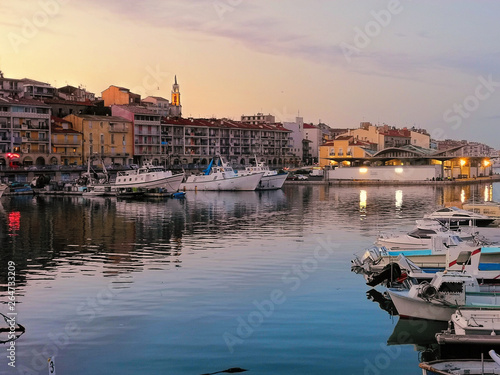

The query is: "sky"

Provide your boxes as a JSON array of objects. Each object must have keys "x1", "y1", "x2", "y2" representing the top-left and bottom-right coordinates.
[{"x1": 1, "y1": 0, "x2": 500, "y2": 148}]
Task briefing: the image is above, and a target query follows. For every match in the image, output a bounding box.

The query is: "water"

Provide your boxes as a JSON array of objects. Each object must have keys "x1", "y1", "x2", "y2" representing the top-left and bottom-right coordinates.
[{"x1": 0, "y1": 182, "x2": 499, "y2": 374}]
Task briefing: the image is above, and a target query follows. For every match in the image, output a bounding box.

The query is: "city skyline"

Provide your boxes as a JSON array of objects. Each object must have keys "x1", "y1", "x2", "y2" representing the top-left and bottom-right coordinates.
[{"x1": 1, "y1": 1, "x2": 500, "y2": 148}]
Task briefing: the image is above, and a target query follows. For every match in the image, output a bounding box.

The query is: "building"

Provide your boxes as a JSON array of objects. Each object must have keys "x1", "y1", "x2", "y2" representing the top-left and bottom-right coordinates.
[
  {"x1": 44, "y1": 98, "x2": 94, "y2": 118},
  {"x1": 57, "y1": 85, "x2": 96, "y2": 102},
  {"x1": 283, "y1": 117, "x2": 304, "y2": 162},
  {"x1": 142, "y1": 96, "x2": 170, "y2": 117},
  {"x1": 65, "y1": 114, "x2": 134, "y2": 166},
  {"x1": 101, "y1": 85, "x2": 141, "y2": 107},
  {"x1": 170, "y1": 76, "x2": 182, "y2": 117},
  {"x1": 303, "y1": 123, "x2": 322, "y2": 164},
  {"x1": 161, "y1": 117, "x2": 293, "y2": 167},
  {"x1": 319, "y1": 136, "x2": 374, "y2": 168},
  {"x1": 0, "y1": 97, "x2": 51, "y2": 166},
  {"x1": 0, "y1": 77, "x2": 56, "y2": 100},
  {"x1": 111, "y1": 105, "x2": 161, "y2": 165},
  {"x1": 51, "y1": 117, "x2": 83, "y2": 166},
  {"x1": 241, "y1": 113, "x2": 275, "y2": 125}
]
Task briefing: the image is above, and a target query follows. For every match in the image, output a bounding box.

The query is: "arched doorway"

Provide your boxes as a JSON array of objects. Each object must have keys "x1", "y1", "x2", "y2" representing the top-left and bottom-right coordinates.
[
  {"x1": 23, "y1": 156, "x2": 33, "y2": 166},
  {"x1": 50, "y1": 157, "x2": 58, "y2": 165},
  {"x1": 36, "y1": 157, "x2": 46, "y2": 166},
  {"x1": 240, "y1": 158, "x2": 245, "y2": 165}
]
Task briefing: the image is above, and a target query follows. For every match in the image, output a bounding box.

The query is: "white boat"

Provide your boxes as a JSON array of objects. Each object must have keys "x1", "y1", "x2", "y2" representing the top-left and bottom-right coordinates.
[
  {"x1": 419, "y1": 358, "x2": 500, "y2": 374},
  {"x1": 237, "y1": 157, "x2": 288, "y2": 190},
  {"x1": 387, "y1": 271, "x2": 500, "y2": 321},
  {"x1": 180, "y1": 156, "x2": 264, "y2": 191},
  {"x1": 425, "y1": 206, "x2": 496, "y2": 227},
  {"x1": 436, "y1": 308, "x2": 500, "y2": 345},
  {"x1": 463, "y1": 201, "x2": 500, "y2": 222},
  {"x1": 82, "y1": 184, "x2": 116, "y2": 197},
  {"x1": 0, "y1": 183, "x2": 8, "y2": 198},
  {"x1": 377, "y1": 219, "x2": 475, "y2": 250},
  {"x1": 114, "y1": 162, "x2": 184, "y2": 193}
]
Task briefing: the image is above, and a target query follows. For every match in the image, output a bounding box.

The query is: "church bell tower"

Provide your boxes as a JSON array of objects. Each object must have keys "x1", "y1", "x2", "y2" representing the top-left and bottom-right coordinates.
[{"x1": 170, "y1": 75, "x2": 182, "y2": 116}]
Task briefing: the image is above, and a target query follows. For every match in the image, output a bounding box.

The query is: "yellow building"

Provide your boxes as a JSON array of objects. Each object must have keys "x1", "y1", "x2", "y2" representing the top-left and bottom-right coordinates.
[
  {"x1": 101, "y1": 85, "x2": 141, "y2": 107},
  {"x1": 319, "y1": 136, "x2": 372, "y2": 167},
  {"x1": 51, "y1": 117, "x2": 83, "y2": 165},
  {"x1": 64, "y1": 114, "x2": 134, "y2": 166}
]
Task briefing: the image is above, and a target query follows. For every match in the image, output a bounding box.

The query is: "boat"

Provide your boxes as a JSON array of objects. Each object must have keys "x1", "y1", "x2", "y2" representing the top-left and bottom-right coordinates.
[
  {"x1": 114, "y1": 161, "x2": 184, "y2": 193},
  {"x1": 419, "y1": 358, "x2": 500, "y2": 374},
  {"x1": 116, "y1": 187, "x2": 145, "y2": 199},
  {"x1": 352, "y1": 231, "x2": 500, "y2": 284},
  {"x1": 376, "y1": 219, "x2": 475, "y2": 251},
  {"x1": 463, "y1": 201, "x2": 500, "y2": 223},
  {"x1": 387, "y1": 270, "x2": 500, "y2": 321},
  {"x1": 436, "y1": 307, "x2": 500, "y2": 345},
  {"x1": 425, "y1": 206, "x2": 496, "y2": 228},
  {"x1": 236, "y1": 156, "x2": 288, "y2": 190},
  {"x1": 79, "y1": 156, "x2": 116, "y2": 197},
  {"x1": 180, "y1": 156, "x2": 264, "y2": 191}
]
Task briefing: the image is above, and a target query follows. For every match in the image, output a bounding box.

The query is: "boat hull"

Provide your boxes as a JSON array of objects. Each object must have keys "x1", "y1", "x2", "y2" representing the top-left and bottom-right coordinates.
[
  {"x1": 257, "y1": 173, "x2": 288, "y2": 190},
  {"x1": 387, "y1": 289, "x2": 456, "y2": 321},
  {"x1": 181, "y1": 172, "x2": 263, "y2": 191},
  {"x1": 114, "y1": 173, "x2": 184, "y2": 192}
]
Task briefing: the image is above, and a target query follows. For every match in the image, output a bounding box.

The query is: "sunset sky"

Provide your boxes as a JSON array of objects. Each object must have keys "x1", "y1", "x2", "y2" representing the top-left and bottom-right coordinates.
[{"x1": 1, "y1": 1, "x2": 500, "y2": 148}]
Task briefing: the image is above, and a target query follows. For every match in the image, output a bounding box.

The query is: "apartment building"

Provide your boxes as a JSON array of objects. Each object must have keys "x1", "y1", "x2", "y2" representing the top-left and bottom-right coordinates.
[
  {"x1": 0, "y1": 97, "x2": 51, "y2": 166},
  {"x1": 51, "y1": 117, "x2": 84, "y2": 166},
  {"x1": 65, "y1": 114, "x2": 134, "y2": 166},
  {"x1": 161, "y1": 117, "x2": 293, "y2": 166},
  {"x1": 111, "y1": 105, "x2": 161, "y2": 165}
]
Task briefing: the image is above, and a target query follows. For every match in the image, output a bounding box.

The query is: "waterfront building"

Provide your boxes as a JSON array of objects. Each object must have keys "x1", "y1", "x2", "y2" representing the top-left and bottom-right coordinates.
[
  {"x1": 111, "y1": 105, "x2": 161, "y2": 165},
  {"x1": 101, "y1": 85, "x2": 141, "y2": 107},
  {"x1": 319, "y1": 136, "x2": 374, "y2": 168},
  {"x1": 170, "y1": 76, "x2": 182, "y2": 117},
  {"x1": 65, "y1": 114, "x2": 134, "y2": 166},
  {"x1": 51, "y1": 117, "x2": 84, "y2": 166},
  {"x1": 0, "y1": 97, "x2": 51, "y2": 166},
  {"x1": 161, "y1": 117, "x2": 293, "y2": 167}
]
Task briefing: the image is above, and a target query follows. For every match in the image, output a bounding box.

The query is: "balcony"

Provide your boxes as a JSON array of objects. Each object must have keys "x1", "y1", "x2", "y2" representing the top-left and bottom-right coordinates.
[{"x1": 21, "y1": 124, "x2": 28, "y2": 130}]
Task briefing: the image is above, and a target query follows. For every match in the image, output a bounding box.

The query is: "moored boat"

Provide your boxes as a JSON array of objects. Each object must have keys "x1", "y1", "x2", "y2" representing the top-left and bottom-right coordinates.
[
  {"x1": 419, "y1": 358, "x2": 500, "y2": 374},
  {"x1": 425, "y1": 206, "x2": 496, "y2": 228},
  {"x1": 114, "y1": 162, "x2": 184, "y2": 193},
  {"x1": 236, "y1": 157, "x2": 288, "y2": 190},
  {"x1": 387, "y1": 271, "x2": 500, "y2": 321},
  {"x1": 0, "y1": 183, "x2": 7, "y2": 198},
  {"x1": 180, "y1": 156, "x2": 263, "y2": 191}
]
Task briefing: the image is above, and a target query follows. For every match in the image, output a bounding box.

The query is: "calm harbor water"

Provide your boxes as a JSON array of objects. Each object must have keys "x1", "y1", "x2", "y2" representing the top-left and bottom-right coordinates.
[{"x1": 1, "y1": 182, "x2": 500, "y2": 374}]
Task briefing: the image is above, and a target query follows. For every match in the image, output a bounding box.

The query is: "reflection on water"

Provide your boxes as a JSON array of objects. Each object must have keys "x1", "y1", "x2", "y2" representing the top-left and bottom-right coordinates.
[{"x1": 0, "y1": 182, "x2": 499, "y2": 374}]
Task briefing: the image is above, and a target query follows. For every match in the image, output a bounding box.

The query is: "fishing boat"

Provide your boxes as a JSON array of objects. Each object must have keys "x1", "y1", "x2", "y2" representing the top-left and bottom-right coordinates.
[
  {"x1": 78, "y1": 156, "x2": 116, "y2": 196},
  {"x1": 387, "y1": 271, "x2": 500, "y2": 321},
  {"x1": 114, "y1": 162, "x2": 184, "y2": 193},
  {"x1": 236, "y1": 156, "x2": 288, "y2": 190},
  {"x1": 425, "y1": 206, "x2": 496, "y2": 228},
  {"x1": 180, "y1": 156, "x2": 263, "y2": 191}
]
